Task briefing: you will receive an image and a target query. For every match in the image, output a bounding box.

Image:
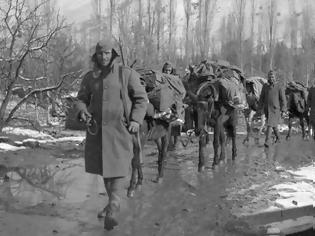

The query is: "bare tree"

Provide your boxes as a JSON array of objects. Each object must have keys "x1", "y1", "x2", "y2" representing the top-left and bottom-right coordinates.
[
  {"x1": 234, "y1": 0, "x2": 246, "y2": 69},
  {"x1": 267, "y1": 0, "x2": 279, "y2": 69},
  {"x1": 184, "y1": 0, "x2": 192, "y2": 65},
  {"x1": 195, "y1": 0, "x2": 217, "y2": 59},
  {"x1": 249, "y1": 0, "x2": 256, "y2": 74},
  {"x1": 109, "y1": 0, "x2": 115, "y2": 36},
  {"x1": 301, "y1": 0, "x2": 314, "y2": 86},
  {"x1": 155, "y1": 0, "x2": 162, "y2": 60},
  {"x1": 0, "y1": 0, "x2": 77, "y2": 131},
  {"x1": 168, "y1": 0, "x2": 176, "y2": 61}
]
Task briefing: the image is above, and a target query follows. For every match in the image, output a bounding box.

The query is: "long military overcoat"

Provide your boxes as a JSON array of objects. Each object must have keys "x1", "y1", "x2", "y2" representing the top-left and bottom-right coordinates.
[
  {"x1": 75, "y1": 62, "x2": 148, "y2": 178},
  {"x1": 308, "y1": 86, "x2": 315, "y2": 125},
  {"x1": 259, "y1": 82, "x2": 287, "y2": 127}
]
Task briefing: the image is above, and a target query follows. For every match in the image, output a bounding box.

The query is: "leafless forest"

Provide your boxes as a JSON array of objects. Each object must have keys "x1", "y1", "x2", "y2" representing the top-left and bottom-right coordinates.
[{"x1": 1, "y1": 0, "x2": 315, "y2": 129}]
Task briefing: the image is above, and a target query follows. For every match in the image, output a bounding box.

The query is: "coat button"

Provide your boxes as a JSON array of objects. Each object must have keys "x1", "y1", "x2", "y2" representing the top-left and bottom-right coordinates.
[
  {"x1": 104, "y1": 85, "x2": 108, "y2": 89},
  {"x1": 103, "y1": 121, "x2": 107, "y2": 125}
]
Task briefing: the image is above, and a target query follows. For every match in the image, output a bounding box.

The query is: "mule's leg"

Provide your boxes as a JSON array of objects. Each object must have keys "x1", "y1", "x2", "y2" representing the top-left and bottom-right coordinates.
[
  {"x1": 231, "y1": 126, "x2": 237, "y2": 160},
  {"x1": 127, "y1": 134, "x2": 141, "y2": 198},
  {"x1": 168, "y1": 135, "x2": 175, "y2": 151},
  {"x1": 243, "y1": 113, "x2": 249, "y2": 144},
  {"x1": 157, "y1": 135, "x2": 169, "y2": 183},
  {"x1": 305, "y1": 113, "x2": 310, "y2": 139},
  {"x1": 174, "y1": 135, "x2": 179, "y2": 147},
  {"x1": 286, "y1": 115, "x2": 292, "y2": 140},
  {"x1": 127, "y1": 158, "x2": 138, "y2": 198},
  {"x1": 219, "y1": 111, "x2": 231, "y2": 163},
  {"x1": 155, "y1": 139, "x2": 163, "y2": 183},
  {"x1": 299, "y1": 115, "x2": 306, "y2": 139},
  {"x1": 218, "y1": 124, "x2": 226, "y2": 163},
  {"x1": 198, "y1": 131, "x2": 208, "y2": 172},
  {"x1": 170, "y1": 125, "x2": 181, "y2": 150},
  {"x1": 243, "y1": 110, "x2": 253, "y2": 144},
  {"x1": 136, "y1": 164, "x2": 143, "y2": 190},
  {"x1": 212, "y1": 118, "x2": 221, "y2": 167}
]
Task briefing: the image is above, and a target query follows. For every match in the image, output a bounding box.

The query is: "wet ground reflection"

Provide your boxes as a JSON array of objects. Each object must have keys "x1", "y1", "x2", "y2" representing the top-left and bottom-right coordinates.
[{"x1": 0, "y1": 159, "x2": 107, "y2": 210}]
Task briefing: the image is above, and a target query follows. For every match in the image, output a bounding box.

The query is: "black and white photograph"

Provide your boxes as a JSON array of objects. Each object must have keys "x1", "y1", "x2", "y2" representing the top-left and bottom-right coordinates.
[{"x1": 1, "y1": 0, "x2": 315, "y2": 235}]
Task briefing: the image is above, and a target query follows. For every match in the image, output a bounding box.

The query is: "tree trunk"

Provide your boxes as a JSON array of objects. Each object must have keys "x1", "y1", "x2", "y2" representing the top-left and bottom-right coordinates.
[
  {"x1": 156, "y1": 0, "x2": 161, "y2": 61},
  {"x1": 184, "y1": 0, "x2": 191, "y2": 65},
  {"x1": 109, "y1": 0, "x2": 115, "y2": 36},
  {"x1": 250, "y1": 0, "x2": 256, "y2": 74}
]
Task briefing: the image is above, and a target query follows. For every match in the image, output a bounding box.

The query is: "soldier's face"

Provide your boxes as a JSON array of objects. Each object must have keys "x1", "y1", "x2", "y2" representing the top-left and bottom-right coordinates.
[
  {"x1": 268, "y1": 74, "x2": 276, "y2": 84},
  {"x1": 164, "y1": 68, "x2": 172, "y2": 74},
  {"x1": 96, "y1": 50, "x2": 112, "y2": 66}
]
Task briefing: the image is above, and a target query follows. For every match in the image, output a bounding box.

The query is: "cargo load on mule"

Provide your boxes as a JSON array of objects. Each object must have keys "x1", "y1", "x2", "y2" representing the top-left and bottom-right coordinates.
[
  {"x1": 286, "y1": 81, "x2": 308, "y2": 114},
  {"x1": 245, "y1": 76, "x2": 267, "y2": 99},
  {"x1": 136, "y1": 68, "x2": 186, "y2": 124},
  {"x1": 245, "y1": 76, "x2": 268, "y2": 111},
  {"x1": 190, "y1": 59, "x2": 247, "y2": 110}
]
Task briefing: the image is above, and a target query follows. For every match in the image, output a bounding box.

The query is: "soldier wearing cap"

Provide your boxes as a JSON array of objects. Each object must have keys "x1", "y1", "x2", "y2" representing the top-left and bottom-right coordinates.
[
  {"x1": 162, "y1": 61, "x2": 176, "y2": 75},
  {"x1": 161, "y1": 62, "x2": 185, "y2": 150},
  {"x1": 259, "y1": 70, "x2": 287, "y2": 147},
  {"x1": 74, "y1": 39, "x2": 148, "y2": 230}
]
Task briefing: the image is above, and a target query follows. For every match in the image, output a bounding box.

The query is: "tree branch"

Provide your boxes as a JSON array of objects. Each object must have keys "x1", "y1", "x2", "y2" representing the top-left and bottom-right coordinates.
[
  {"x1": 5, "y1": 71, "x2": 81, "y2": 123},
  {"x1": 18, "y1": 75, "x2": 47, "y2": 81}
]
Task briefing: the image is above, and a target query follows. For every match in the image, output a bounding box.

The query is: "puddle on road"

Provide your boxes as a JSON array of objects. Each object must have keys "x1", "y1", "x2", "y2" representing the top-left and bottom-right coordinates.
[{"x1": 0, "y1": 158, "x2": 105, "y2": 209}]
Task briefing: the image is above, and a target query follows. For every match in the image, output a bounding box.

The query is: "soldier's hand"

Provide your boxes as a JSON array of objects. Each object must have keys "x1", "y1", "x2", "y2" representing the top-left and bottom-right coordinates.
[
  {"x1": 128, "y1": 121, "x2": 140, "y2": 133},
  {"x1": 80, "y1": 111, "x2": 92, "y2": 125}
]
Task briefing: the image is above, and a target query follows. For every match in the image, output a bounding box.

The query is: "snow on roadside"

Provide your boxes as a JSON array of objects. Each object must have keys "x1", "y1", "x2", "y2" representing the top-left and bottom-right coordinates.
[
  {"x1": 1, "y1": 127, "x2": 85, "y2": 152},
  {"x1": 0, "y1": 143, "x2": 26, "y2": 151},
  {"x1": 270, "y1": 164, "x2": 315, "y2": 209},
  {"x1": 3, "y1": 127, "x2": 54, "y2": 140},
  {"x1": 21, "y1": 136, "x2": 85, "y2": 144}
]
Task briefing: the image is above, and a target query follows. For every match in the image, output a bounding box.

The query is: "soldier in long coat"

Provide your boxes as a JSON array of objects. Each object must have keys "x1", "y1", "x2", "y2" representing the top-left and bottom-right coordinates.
[
  {"x1": 259, "y1": 70, "x2": 287, "y2": 147},
  {"x1": 75, "y1": 40, "x2": 148, "y2": 230},
  {"x1": 161, "y1": 61, "x2": 182, "y2": 150},
  {"x1": 307, "y1": 81, "x2": 315, "y2": 140}
]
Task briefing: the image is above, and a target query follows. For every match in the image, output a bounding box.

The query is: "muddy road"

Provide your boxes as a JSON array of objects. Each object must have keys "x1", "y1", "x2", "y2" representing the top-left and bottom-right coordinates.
[{"x1": 0, "y1": 129, "x2": 315, "y2": 236}]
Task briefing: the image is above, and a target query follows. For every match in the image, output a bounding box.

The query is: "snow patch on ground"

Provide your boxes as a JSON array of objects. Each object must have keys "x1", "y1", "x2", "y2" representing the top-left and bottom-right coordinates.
[
  {"x1": 0, "y1": 143, "x2": 26, "y2": 151},
  {"x1": 22, "y1": 136, "x2": 85, "y2": 144},
  {"x1": 3, "y1": 127, "x2": 54, "y2": 140},
  {"x1": 271, "y1": 164, "x2": 315, "y2": 208},
  {"x1": 1, "y1": 127, "x2": 85, "y2": 152}
]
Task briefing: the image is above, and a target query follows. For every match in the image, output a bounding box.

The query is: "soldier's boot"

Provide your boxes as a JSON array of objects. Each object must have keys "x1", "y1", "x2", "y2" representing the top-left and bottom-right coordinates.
[
  {"x1": 97, "y1": 179, "x2": 112, "y2": 218},
  {"x1": 104, "y1": 177, "x2": 123, "y2": 231},
  {"x1": 104, "y1": 203, "x2": 119, "y2": 231}
]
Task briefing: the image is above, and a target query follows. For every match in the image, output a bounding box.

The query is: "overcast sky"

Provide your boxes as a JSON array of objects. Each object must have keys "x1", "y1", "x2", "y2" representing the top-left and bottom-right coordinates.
[
  {"x1": 56, "y1": 0, "x2": 233, "y2": 33},
  {"x1": 55, "y1": 0, "x2": 307, "y2": 42}
]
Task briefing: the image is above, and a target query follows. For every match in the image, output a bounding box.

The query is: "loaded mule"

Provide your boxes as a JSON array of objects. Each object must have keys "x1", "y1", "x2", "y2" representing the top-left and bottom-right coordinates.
[
  {"x1": 243, "y1": 76, "x2": 267, "y2": 144},
  {"x1": 183, "y1": 60, "x2": 247, "y2": 171},
  {"x1": 285, "y1": 81, "x2": 310, "y2": 140},
  {"x1": 127, "y1": 69, "x2": 186, "y2": 197}
]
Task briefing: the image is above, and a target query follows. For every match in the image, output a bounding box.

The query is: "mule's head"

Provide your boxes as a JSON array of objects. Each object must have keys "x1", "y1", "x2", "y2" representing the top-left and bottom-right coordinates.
[
  {"x1": 193, "y1": 82, "x2": 217, "y2": 136},
  {"x1": 182, "y1": 65, "x2": 218, "y2": 135}
]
